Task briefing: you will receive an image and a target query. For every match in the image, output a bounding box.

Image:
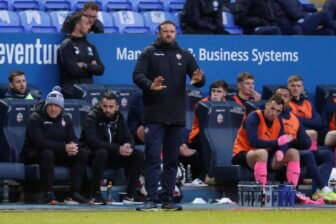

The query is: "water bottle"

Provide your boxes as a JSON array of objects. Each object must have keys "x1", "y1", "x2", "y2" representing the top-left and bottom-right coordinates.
[
  {"x1": 329, "y1": 179, "x2": 336, "y2": 192},
  {"x1": 238, "y1": 184, "x2": 243, "y2": 206},
  {"x1": 100, "y1": 179, "x2": 108, "y2": 201},
  {"x1": 2, "y1": 180, "x2": 9, "y2": 203},
  {"x1": 186, "y1": 164, "x2": 192, "y2": 183},
  {"x1": 272, "y1": 185, "x2": 279, "y2": 207},
  {"x1": 278, "y1": 185, "x2": 286, "y2": 207},
  {"x1": 107, "y1": 180, "x2": 113, "y2": 202},
  {"x1": 264, "y1": 185, "x2": 273, "y2": 207}
]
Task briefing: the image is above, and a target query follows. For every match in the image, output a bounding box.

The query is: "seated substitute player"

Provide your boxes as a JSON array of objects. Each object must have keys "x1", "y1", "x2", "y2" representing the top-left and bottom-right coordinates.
[
  {"x1": 276, "y1": 87, "x2": 336, "y2": 203},
  {"x1": 232, "y1": 95, "x2": 300, "y2": 186},
  {"x1": 230, "y1": 72, "x2": 261, "y2": 117},
  {"x1": 287, "y1": 75, "x2": 323, "y2": 151}
]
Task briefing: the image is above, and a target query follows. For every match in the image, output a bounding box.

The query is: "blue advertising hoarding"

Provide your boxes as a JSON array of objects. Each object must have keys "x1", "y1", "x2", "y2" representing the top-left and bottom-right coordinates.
[{"x1": 0, "y1": 33, "x2": 335, "y2": 95}]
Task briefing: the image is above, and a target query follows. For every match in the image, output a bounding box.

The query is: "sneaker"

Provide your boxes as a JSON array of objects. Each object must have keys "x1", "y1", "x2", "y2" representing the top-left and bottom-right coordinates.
[
  {"x1": 161, "y1": 202, "x2": 183, "y2": 211},
  {"x1": 312, "y1": 190, "x2": 336, "y2": 203},
  {"x1": 296, "y1": 192, "x2": 325, "y2": 205},
  {"x1": 42, "y1": 192, "x2": 58, "y2": 205},
  {"x1": 204, "y1": 175, "x2": 216, "y2": 185},
  {"x1": 64, "y1": 192, "x2": 89, "y2": 205},
  {"x1": 123, "y1": 196, "x2": 144, "y2": 205},
  {"x1": 136, "y1": 200, "x2": 159, "y2": 211},
  {"x1": 190, "y1": 178, "x2": 207, "y2": 187},
  {"x1": 90, "y1": 192, "x2": 107, "y2": 205}
]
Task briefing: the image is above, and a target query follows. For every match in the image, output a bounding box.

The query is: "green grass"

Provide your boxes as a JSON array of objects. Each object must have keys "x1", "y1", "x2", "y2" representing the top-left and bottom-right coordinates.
[{"x1": 1, "y1": 210, "x2": 336, "y2": 224}]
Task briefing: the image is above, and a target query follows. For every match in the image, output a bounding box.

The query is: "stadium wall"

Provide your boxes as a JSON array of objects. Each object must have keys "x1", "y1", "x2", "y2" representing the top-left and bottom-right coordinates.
[{"x1": 0, "y1": 33, "x2": 335, "y2": 95}]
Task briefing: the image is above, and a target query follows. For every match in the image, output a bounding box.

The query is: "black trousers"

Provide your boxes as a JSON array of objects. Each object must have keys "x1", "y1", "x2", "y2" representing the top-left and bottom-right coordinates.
[
  {"x1": 25, "y1": 148, "x2": 88, "y2": 193},
  {"x1": 90, "y1": 148, "x2": 144, "y2": 197},
  {"x1": 179, "y1": 134, "x2": 211, "y2": 180},
  {"x1": 144, "y1": 124, "x2": 184, "y2": 202}
]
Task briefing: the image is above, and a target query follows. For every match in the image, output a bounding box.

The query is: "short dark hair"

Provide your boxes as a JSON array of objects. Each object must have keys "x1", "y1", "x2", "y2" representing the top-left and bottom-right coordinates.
[
  {"x1": 274, "y1": 86, "x2": 290, "y2": 94},
  {"x1": 210, "y1": 80, "x2": 228, "y2": 92},
  {"x1": 101, "y1": 90, "x2": 118, "y2": 102},
  {"x1": 83, "y1": 2, "x2": 99, "y2": 11},
  {"x1": 8, "y1": 70, "x2": 25, "y2": 82},
  {"x1": 68, "y1": 12, "x2": 84, "y2": 33},
  {"x1": 237, "y1": 72, "x2": 254, "y2": 83},
  {"x1": 268, "y1": 94, "x2": 285, "y2": 106},
  {"x1": 158, "y1": 20, "x2": 176, "y2": 31}
]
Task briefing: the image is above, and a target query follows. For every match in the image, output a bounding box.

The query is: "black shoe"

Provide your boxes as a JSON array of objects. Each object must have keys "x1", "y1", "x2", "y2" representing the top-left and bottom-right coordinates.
[
  {"x1": 90, "y1": 192, "x2": 107, "y2": 205},
  {"x1": 64, "y1": 192, "x2": 89, "y2": 205},
  {"x1": 42, "y1": 192, "x2": 58, "y2": 205},
  {"x1": 161, "y1": 202, "x2": 183, "y2": 211},
  {"x1": 136, "y1": 200, "x2": 158, "y2": 211}
]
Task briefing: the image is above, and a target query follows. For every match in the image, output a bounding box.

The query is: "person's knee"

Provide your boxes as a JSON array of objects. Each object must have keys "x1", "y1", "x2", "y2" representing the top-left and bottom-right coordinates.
[
  {"x1": 254, "y1": 149, "x2": 268, "y2": 161},
  {"x1": 306, "y1": 129, "x2": 318, "y2": 140},
  {"x1": 286, "y1": 148, "x2": 300, "y2": 161},
  {"x1": 325, "y1": 130, "x2": 336, "y2": 146}
]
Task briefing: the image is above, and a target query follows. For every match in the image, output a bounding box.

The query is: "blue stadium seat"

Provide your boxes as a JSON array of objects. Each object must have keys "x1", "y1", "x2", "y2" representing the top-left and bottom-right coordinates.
[
  {"x1": 315, "y1": 85, "x2": 336, "y2": 114},
  {"x1": 0, "y1": 0, "x2": 10, "y2": 10},
  {"x1": 112, "y1": 10, "x2": 149, "y2": 33},
  {"x1": 0, "y1": 10, "x2": 24, "y2": 32},
  {"x1": 132, "y1": 0, "x2": 164, "y2": 11},
  {"x1": 162, "y1": 0, "x2": 185, "y2": 12},
  {"x1": 222, "y1": 11, "x2": 242, "y2": 34},
  {"x1": 43, "y1": 0, "x2": 72, "y2": 11},
  {"x1": 97, "y1": 11, "x2": 118, "y2": 33},
  {"x1": 102, "y1": 0, "x2": 133, "y2": 11},
  {"x1": 0, "y1": 99, "x2": 37, "y2": 162},
  {"x1": 19, "y1": 10, "x2": 57, "y2": 32},
  {"x1": 143, "y1": 11, "x2": 175, "y2": 33},
  {"x1": 185, "y1": 85, "x2": 203, "y2": 131},
  {"x1": 63, "y1": 99, "x2": 89, "y2": 138},
  {"x1": 49, "y1": 10, "x2": 70, "y2": 32},
  {"x1": 0, "y1": 163, "x2": 25, "y2": 181},
  {"x1": 197, "y1": 101, "x2": 245, "y2": 183},
  {"x1": 72, "y1": 83, "x2": 106, "y2": 106},
  {"x1": 299, "y1": 0, "x2": 317, "y2": 13},
  {"x1": 11, "y1": 0, "x2": 41, "y2": 11},
  {"x1": 71, "y1": 0, "x2": 103, "y2": 11}
]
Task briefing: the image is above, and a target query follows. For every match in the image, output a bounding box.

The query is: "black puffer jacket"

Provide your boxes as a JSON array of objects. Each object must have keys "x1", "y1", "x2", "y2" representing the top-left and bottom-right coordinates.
[
  {"x1": 80, "y1": 104, "x2": 133, "y2": 152},
  {"x1": 21, "y1": 101, "x2": 77, "y2": 161},
  {"x1": 180, "y1": 0, "x2": 226, "y2": 34},
  {"x1": 234, "y1": 0, "x2": 285, "y2": 33},
  {"x1": 133, "y1": 40, "x2": 205, "y2": 125}
]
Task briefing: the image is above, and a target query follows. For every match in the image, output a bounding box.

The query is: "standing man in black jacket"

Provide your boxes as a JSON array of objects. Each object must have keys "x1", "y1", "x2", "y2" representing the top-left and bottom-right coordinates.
[
  {"x1": 133, "y1": 21, "x2": 205, "y2": 211},
  {"x1": 57, "y1": 12, "x2": 105, "y2": 98},
  {"x1": 80, "y1": 91, "x2": 144, "y2": 204},
  {"x1": 62, "y1": 2, "x2": 104, "y2": 34},
  {"x1": 22, "y1": 88, "x2": 89, "y2": 205}
]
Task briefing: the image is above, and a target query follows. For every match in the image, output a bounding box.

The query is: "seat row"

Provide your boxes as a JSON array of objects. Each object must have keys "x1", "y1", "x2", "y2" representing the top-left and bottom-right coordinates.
[
  {"x1": 0, "y1": 9, "x2": 241, "y2": 33},
  {"x1": 0, "y1": 0, "x2": 185, "y2": 12}
]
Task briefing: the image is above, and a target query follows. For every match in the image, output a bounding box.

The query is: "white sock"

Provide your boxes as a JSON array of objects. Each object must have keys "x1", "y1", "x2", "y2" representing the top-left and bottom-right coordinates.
[{"x1": 321, "y1": 186, "x2": 332, "y2": 193}]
